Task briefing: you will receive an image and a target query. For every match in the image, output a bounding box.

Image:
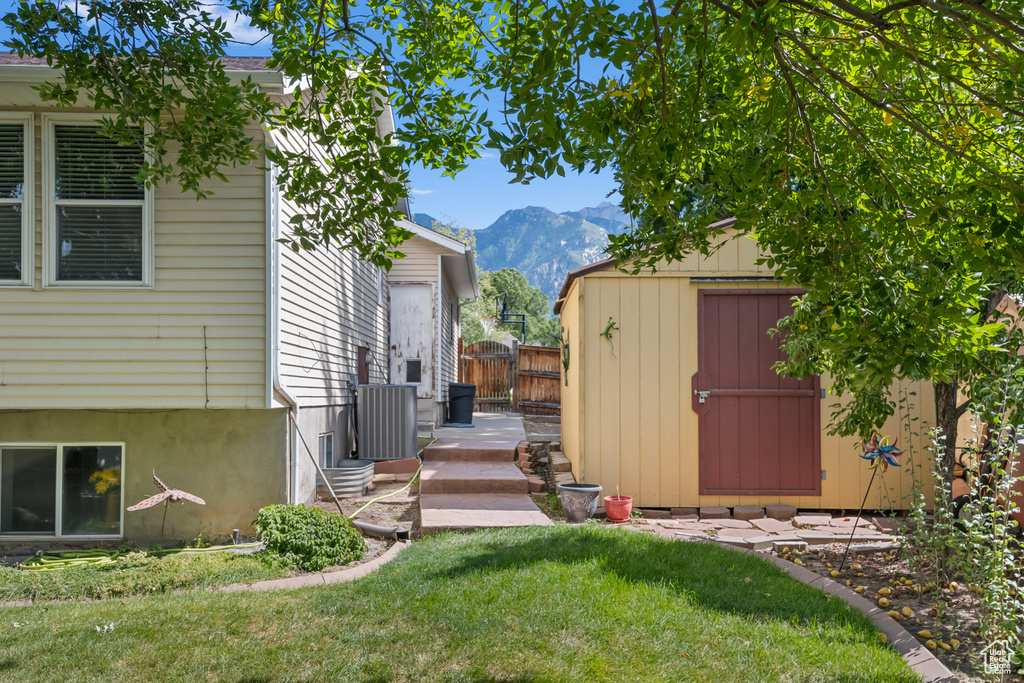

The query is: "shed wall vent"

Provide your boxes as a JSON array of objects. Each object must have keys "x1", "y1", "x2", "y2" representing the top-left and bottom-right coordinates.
[{"x1": 357, "y1": 384, "x2": 418, "y2": 461}]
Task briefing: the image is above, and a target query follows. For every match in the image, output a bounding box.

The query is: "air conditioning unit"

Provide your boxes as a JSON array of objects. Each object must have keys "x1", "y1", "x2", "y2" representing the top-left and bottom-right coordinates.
[{"x1": 357, "y1": 384, "x2": 418, "y2": 460}]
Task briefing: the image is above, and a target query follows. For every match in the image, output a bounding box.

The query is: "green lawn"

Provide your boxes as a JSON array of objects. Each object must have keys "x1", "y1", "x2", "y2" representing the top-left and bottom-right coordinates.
[{"x1": 0, "y1": 526, "x2": 919, "y2": 682}]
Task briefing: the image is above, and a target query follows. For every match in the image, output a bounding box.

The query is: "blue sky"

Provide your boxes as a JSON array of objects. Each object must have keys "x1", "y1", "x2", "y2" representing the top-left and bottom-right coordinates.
[{"x1": 0, "y1": 4, "x2": 620, "y2": 231}]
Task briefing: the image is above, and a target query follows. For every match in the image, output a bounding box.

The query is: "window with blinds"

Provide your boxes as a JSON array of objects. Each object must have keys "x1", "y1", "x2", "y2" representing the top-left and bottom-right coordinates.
[
  {"x1": 47, "y1": 122, "x2": 148, "y2": 284},
  {"x1": 0, "y1": 117, "x2": 30, "y2": 284}
]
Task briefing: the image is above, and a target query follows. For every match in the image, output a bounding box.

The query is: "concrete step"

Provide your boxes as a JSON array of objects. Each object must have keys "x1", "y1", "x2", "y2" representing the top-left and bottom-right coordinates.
[
  {"x1": 420, "y1": 461, "x2": 528, "y2": 495},
  {"x1": 422, "y1": 439, "x2": 517, "y2": 462},
  {"x1": 420, "y1": 493, "x2": 553, "y2": 535}
]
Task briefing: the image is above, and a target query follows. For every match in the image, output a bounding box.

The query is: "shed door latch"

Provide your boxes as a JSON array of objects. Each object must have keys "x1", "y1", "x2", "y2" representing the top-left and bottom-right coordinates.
[{"x1": 693, "y1": 390, "x2": 711, "y2": 404}]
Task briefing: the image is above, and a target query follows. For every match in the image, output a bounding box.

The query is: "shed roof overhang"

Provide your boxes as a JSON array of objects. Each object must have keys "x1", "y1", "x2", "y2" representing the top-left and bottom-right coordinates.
[
  {"x1": 552, "y1": 216, "x2": 739, "y2": 315},
  {"x1": 398, "y1": 218, "x2": 479, "y2": 300}
]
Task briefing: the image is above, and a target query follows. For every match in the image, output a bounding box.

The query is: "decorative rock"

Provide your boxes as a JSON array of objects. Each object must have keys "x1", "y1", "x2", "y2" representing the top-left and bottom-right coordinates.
[
  {"x1": 641, "y1": 509, "x2": 671, "y2": 519},
  {"x1": 553, "y1": 472, "x2": 576, "y2": 485},
  {"x1": 699, "y1": 506, "x2": 730, "y2": 519},
  {"x1": 848, "y1": 542, "x2": 901, "y2": 555},
  {"x1": 671, "y1": 507, "x2": 699, "y2": 517},
  {"x1": 765, "y1": 504, "x2": 797, "y2": 520},
  {"x1": 529, "y1": 491, "x2": 548, "y2": 501},
  {"x1": 373, "y1": 473, "x2": 397, "y2": 484},
  {"x1": 733, "y1": 505, "x2": 765, "y2": 520},
  {"x1": 871, "y1": 517, "x2": 900, "y2": 533}
]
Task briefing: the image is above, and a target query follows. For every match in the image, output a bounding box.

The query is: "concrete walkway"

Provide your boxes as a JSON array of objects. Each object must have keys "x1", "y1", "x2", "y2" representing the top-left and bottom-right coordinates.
[
  {"x1": 427, "y1": 412, "x2": 527, "y2": 441},
  {"x1": 419, "y1": 435, "x2": 551, "y2": 535}
]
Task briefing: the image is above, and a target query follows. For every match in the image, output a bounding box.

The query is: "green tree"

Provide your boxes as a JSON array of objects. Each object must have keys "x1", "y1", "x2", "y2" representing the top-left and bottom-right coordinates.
[
  {"x1": 462, "y1": 269, "x2": 559, "y2": 347},
  {"x1": 9, "y1": 1, "x2": 1024, "y2": 476}
]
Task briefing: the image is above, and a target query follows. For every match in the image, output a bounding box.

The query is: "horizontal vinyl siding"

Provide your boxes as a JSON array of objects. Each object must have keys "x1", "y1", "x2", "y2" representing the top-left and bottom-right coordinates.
[
  {"x1": 0, "y1": 113, "x2": 267, "y2": 409},
  {"x1": 389, "y1": 236, "x2": 442, "y2": 282},
  {"x1": 275, "y1": 124, "x2": 389, "y2": 407},
  {"x1": 439, "y1": 272, "x2": 457, "y2": 402}
]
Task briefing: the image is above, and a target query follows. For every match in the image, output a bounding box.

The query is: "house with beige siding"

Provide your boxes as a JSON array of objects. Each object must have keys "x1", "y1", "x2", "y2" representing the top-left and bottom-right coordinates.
[
  {"x1": 388, "y1": 220, "x2": 478, "y2": 428},
  {"x1": 0, "y1": 56, "x2": 399, "y2": 542}
]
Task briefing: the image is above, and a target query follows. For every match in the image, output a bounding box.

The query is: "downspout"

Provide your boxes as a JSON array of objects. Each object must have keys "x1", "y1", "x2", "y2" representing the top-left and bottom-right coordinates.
[
  {"x1": 265, "y1": 127, "x2": 301, "y2": 504},
  {"x1": 436, "y1": 254, "x2": 444, "y2": 424}
]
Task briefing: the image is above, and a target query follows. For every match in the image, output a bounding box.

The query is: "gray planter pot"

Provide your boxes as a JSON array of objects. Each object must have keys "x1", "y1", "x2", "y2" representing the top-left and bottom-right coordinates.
[{"x1": 557, "y1": 483, "x2": 603, "y2": 522}]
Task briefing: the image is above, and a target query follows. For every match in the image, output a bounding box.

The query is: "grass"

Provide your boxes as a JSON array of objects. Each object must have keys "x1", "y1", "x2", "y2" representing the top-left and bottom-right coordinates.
[
  {"x1": 0, "y1": 525, "x2": 920, "y2": 682},
  {"x1": 0, "y1": 550, "x2": 294, "y2": 603}
]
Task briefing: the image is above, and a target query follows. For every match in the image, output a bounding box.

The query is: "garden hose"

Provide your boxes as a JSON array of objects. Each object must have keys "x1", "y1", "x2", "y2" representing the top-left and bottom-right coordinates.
[
  {"x1": 154, "y1": 542, "x2": 262, "y2": 556},
  {"x1": 20, "y1": 549, "x2": 119, "y2": 572},
  {"x1": 351, "y1": 437, "x2": 435, "y2": 519}
]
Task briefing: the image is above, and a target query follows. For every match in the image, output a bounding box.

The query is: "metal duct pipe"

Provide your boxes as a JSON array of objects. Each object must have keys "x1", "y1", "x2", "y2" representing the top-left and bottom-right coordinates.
[{"x1": 351, "y1": 520, "x2": 410, "y2": 541}]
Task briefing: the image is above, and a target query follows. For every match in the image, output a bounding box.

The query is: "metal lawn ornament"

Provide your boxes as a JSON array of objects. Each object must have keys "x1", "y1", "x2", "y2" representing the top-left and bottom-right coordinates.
[
  {"x1": 127, "y1": 470, "x2": 206, "y2": 548},
  {"x1": 838, "y1": 436, "x2": 903, "y2": 571}
]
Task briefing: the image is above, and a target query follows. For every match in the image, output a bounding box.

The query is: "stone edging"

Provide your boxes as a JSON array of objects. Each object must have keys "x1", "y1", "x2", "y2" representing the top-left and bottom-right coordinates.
[
  {"x1": 686, "y1": 535, "x2": 956, "y2": 683},
  {"x1": 221, "y1": 539, "x2": 411, "y2": 593},
  {"x1": 0, "y1": 540, "x2": 412, "y2": 608}
]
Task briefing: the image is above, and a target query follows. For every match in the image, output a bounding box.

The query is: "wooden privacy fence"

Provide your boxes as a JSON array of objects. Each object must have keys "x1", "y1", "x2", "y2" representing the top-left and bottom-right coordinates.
[
  {"x1": 459, "y1": 340, "x2": 561, "y2": 415},
  {"x1": 517, "y1": 345, "x2": 561, "y2": 415}
]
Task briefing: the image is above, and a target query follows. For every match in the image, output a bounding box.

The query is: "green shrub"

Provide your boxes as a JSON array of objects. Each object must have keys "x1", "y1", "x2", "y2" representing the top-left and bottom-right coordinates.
[{"x1": 253, "y1": 504, "x2": 365, "y2": 572}]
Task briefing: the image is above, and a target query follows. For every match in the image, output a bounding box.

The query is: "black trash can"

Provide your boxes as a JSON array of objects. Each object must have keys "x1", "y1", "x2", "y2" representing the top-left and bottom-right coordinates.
[{"x1": 448, "y1": 383, "x2": 476, "y2": 425}]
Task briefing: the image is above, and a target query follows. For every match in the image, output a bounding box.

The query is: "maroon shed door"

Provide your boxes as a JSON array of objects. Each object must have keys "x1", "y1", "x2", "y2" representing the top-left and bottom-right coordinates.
[{"x1": 693, "y1": 290, "x2": 821, "y2": 496}]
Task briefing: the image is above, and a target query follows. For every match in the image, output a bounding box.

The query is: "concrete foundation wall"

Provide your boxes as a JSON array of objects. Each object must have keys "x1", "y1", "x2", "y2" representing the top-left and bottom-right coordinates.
[
  {"x1": 1, "y1": 408, "x2": 288, "y2": 541},
  {"x1": 289, "y1": 404, "x2": 355, "y2": 503}
]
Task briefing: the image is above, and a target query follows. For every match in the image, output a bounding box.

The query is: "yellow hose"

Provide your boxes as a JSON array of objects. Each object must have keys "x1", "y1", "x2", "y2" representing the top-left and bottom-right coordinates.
[{"x1": 351, "y1": 437, "x2": 435, "y2": 519}]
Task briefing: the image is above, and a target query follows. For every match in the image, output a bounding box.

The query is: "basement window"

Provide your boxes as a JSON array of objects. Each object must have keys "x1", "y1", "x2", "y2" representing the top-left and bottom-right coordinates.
[
  {"x1": 0, "y1": 443, "x2": 123, "y2": 538},
  {"x1": 319, "y1": 433, "x2": 334, "y2": 469}
]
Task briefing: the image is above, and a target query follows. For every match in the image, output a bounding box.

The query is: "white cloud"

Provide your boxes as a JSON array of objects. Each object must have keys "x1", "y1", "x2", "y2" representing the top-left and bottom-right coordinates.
[
  {"x1": 211, "y1": 5, "x2": 268, "y2": 46},
  {"x1": 477, "y1": 151, "x2": 497, "y2": 159},
  {"x1": 411, "y1": 189, "x2": 434, "y2": 196}
]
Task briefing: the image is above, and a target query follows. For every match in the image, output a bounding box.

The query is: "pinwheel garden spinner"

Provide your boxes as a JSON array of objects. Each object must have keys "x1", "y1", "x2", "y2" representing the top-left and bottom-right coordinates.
[
  {"x1": 861, "y1": 436, "x2": 903, "y2": 472},
  {"x1": 838, "y1": 436, "x2": 903, "y2": 571}
]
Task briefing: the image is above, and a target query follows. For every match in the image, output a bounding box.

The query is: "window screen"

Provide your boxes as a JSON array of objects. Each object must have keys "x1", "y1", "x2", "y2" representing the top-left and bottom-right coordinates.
[
  {"x1": 52, "y1": 125, "x2": 145, "y2": 282},
  {"x1": 0, "y1": 123, "x2": 26, "y2": 282}
]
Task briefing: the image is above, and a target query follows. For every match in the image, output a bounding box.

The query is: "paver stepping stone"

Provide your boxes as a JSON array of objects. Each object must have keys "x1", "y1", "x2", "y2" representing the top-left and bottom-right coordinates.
[
  {"x1": 765, "y1": 504, "x2": 797, "y2": 519},
  {"x1": 671, "y1": 507, "x2": 699, "y2": 517},
  {"x1": 848, "y1": 542, "x2": 900, "y2": 555},
  {"x1": 699, "y1": 506, "x2": 730, "y2": 519},
  {"x1": 828, "y1": 517, "x2": 874, "y2": 527},
  {"x1": 672, "y1": 514, "x2": 699, "y2": 521},
  {"x1": 771, "y1": 539, "x2": 808, "y2": 552},
  {"x1": 733, "y1": 505, "x2": 765, "y2": 520},
  {"x1": 716, "y1": 528, "x2": 764, "y2": 539},
  {"x1": 710, "y1": 518, "x2": 754, "y2": 529},
  {"x1": 795, "y1": 530, "x2": 836, "y2": 544},
  {"x1": 744, "y1": 535, "x2": 778, "y2": 550},
  {"x1": 871, "y1": 517, "x2": 900, "y2": 532},
  {"x1": 652, "y1": 520, "x2": 679, "y2": 528},
  {"x1": 751, "y1": 518, "x2": 798, "y2": 533},
  {"x1": 794, "y1": 514, "x2": 832, "y2": 526},
  {"x1": 675, "y1": 524, "x2": 712, "y2": 535}
]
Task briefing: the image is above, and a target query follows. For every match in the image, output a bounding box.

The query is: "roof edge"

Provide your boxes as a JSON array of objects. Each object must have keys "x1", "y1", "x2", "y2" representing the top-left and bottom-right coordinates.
[{"x1": 552, "y1": 216, "x2": 739, "y2": 314}]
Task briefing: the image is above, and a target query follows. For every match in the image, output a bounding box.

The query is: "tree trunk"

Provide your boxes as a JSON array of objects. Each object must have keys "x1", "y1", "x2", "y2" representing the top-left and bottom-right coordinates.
[{"x1": 933, "y1": 379, "x2": 959, "y2": 502}]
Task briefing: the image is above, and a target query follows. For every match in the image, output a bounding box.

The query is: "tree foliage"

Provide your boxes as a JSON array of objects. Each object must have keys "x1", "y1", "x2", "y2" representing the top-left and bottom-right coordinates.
[
  {"x1": 462, "y1": 268, "x2": 560, "y2": 347},
  {"x1": 9, "y1": 0, "x2": 1024, "y2": 461}
]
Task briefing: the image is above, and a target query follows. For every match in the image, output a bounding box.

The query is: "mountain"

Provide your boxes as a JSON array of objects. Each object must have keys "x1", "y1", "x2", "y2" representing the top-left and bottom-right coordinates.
[{"x1": 410, "y1": 204, "x2": 631, "y2": 306}]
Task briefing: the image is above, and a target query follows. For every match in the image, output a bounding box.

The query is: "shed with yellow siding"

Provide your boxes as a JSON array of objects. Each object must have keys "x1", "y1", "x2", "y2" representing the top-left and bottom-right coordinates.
[{"x1": 554, "y1": 220, "x2": 934, "y2": 511}]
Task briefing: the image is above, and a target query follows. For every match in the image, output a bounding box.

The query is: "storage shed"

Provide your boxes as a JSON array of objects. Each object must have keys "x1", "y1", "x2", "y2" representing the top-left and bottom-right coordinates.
[{"x1": 554, "y1": 221, "x2": 934, "y2": 511}]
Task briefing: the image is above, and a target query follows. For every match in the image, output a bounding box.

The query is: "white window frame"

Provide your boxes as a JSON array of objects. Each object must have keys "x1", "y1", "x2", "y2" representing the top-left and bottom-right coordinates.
[
  {"x1": 41, "y1": 114, "x2": 154, "y2": 288},
  {"x1": 0, "y1": 442, "x2": 126, "y2": 541},
  {"x1": 319, "y1": 432, "x2": 335, "y2": 469},
  {"x1": 0, "y1": 112, "x2": 34, "y2": 287}
]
